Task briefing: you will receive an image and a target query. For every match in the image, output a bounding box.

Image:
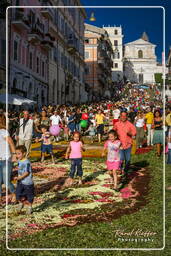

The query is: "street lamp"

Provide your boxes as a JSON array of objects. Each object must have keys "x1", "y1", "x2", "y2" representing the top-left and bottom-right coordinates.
[{"x1": 89, "y1": 12, "x2": 96, "y2": 22}]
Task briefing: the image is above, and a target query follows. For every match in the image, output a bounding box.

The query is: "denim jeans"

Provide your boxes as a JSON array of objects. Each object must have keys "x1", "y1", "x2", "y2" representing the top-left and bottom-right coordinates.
[
  {"x1": 75, "y1": 123, "x2": 81, "y2": 132},
  {"x1": 120, "y1": 147, "x2": 132, "y2": 172},
  {"x1": 69, "y1": 158, "x2": 83, "y2": 178},
  {"x1": 167, "y1": 149, "x2": 171, "y2": 164},
  {"x1": 0, "y1": 160, "x2": 15, "y2": 196}
]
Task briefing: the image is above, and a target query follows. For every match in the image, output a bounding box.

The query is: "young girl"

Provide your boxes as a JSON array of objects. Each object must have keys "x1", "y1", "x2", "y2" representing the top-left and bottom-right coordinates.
[
  {"x1": 85, "y1": 122, "x2": 96, "y2": 143},
  {"x1": 36, "y1": 125, "x2": 55, "y2": 163},
  {"x1": 102, "y1": 130, "x2": 121, "y2": 191},
  {"x1": 65, "y1": 132, "x2": 85, "y2": 186},
  {"x1": 14, "y1": 145, "x2": 34, "y2": 214}
]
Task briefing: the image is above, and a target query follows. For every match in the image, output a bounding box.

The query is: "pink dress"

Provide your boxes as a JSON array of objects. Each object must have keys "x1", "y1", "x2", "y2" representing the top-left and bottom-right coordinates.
[{"x1": 104, "y1": 140, "x2": 121, "y2": 170}]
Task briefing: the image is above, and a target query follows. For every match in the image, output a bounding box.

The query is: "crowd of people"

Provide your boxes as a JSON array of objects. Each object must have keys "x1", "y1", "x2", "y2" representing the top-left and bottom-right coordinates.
[{"x1": 0, "y1": 97, "x2": 171, "y2": 214}]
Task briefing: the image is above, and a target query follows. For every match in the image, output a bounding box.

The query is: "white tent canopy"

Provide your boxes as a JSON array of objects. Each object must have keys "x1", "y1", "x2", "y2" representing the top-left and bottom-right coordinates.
[{"x1": 0, "y1": 94, "x2": 36, "y2": 105}]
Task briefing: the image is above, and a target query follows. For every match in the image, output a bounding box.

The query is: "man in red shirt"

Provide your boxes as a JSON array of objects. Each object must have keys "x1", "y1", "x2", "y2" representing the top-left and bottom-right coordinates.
[{"x1": 114, "y1": 112, "x2": 136, "y2": 179}]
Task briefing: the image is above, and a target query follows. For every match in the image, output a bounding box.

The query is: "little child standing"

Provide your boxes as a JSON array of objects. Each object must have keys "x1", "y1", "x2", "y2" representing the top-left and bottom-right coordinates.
[
  {"x1": 63, "y1": 121, "x2": 69, "y2": 141},
  {"x1": 36, "y1": 125, "x2": 55, "y2": 163},
  {"x1": 102, "y1": 130, "x2": 121, "y2": 191},
  {"x1": 15, "y1": 145, "x2": 34, "y2": 214},
  {"x1": 65, "y1": 132, "x2": 85, "y2": 186},
  {"x1": 85, "y1": 122, "x2": 96, "y2": 143}
]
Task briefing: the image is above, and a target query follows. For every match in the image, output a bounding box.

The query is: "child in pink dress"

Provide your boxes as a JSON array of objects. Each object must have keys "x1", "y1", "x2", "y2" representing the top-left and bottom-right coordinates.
[
  {"x1": 65, "y1": 132, "x2": 85, "y2": 186},
  {"x1": 102, "y1": 130, "x2": 121, "y2": 191}
]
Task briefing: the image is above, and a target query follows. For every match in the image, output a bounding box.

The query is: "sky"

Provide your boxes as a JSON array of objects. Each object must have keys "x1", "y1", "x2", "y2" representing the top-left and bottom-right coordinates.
[{"x1": 81, "y1": 0, "x2": 171, "y2": 62}]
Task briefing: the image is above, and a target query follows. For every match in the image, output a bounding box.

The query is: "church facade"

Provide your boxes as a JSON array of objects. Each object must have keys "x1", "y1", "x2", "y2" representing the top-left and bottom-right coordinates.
[{"x1": 123, "y1": 33, "x2": 157, "y2": 84}]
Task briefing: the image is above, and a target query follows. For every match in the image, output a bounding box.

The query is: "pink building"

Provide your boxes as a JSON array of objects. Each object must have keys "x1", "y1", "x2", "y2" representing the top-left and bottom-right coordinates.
[{"x1": 9, "y1": 0, "x2": 53, "y2": 107}]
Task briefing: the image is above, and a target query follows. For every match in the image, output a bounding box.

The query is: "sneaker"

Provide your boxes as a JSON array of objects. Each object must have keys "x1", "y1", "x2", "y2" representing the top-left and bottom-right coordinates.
[{"x1": 26, "y1": 206, "x2": 32, "y2": 215}]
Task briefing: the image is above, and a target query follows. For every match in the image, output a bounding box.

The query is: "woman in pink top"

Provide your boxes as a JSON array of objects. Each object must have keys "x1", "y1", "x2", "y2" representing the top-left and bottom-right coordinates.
[
  {"x1": 65, "y1": 132, "x2": 85, "y2": 185},
  {"x1": 102, "y1": 130, "x2": 121, "y2": 191}
]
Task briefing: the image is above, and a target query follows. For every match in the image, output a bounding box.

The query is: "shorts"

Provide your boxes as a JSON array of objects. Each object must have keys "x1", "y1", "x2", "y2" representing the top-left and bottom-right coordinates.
[
  {"x1": 16, "y1": 182, "x2": 34, "y2": 203},
  {"x1": 97, "y1": 124, "x2": 104, "y2": 135},
  {"x1": 41, "y1": 144, "x2": 53, "y2": 154}
]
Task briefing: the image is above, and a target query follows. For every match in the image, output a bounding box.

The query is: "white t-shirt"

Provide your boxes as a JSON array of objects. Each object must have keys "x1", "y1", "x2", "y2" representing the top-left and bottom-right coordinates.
[
  {"x1": 113, "y1": 109, "x2": 120, "y2": 119},
  {"x1": 135, "y1": 118, "x2": 145, "y2": 128},
  {"x1": 0, "y1": 129, "x2": 11, "y2": 160},
  {"x1": 50, "y1": 115, "x2": 62, "y2": 126}
]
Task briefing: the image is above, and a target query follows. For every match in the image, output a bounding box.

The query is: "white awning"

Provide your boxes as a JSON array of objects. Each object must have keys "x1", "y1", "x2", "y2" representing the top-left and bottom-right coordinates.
[{"x1": 0, "y1": 94, "x2": 36, "y2": 105}]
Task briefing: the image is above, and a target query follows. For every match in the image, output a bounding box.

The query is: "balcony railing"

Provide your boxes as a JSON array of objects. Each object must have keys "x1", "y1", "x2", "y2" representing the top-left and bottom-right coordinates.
[
  {"x1": 28, "y1": 32, "x2": 41, "y2": 44},
  {"x1": 67, "y1": 38, "x2": 77, "y2": 54},
  {"x1": 41, "y1": 40, "x2": 53, "y2": 50}
]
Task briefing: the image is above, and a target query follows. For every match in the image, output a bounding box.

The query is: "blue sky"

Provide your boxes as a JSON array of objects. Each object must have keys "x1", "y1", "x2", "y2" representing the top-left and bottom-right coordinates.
[{"x1": 81, "y1": 0, "x2": 171, "y2": 62}]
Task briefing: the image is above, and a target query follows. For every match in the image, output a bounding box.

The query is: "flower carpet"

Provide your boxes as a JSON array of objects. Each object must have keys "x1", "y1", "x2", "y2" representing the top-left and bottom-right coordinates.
[{"x1": 0, "y1": 153, "x2": 150, "y2": 242}]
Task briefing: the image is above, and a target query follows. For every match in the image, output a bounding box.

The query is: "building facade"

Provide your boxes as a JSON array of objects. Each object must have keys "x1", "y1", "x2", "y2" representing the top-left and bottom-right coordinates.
[
  {"x1": 0, "y1": 1, "x2": 11, "y2": 95},
  {"x1": 48, "y1": 0, "x2": 87, "y2": 105},
  {"x1": 103, "y1": 25, "x2": 123, "y2": 83},
  {"x1": 9, "y1": 0, "x2": 51, "y2": 107},
  {"x1": 84, "y1": 23, "x2": 113, "y2": 101},
  {"x1": 7, "y1": 0, "x2": 87, "y2": 107},
  {"x1": 167, "y1": 47, "x2": 171, "y2": 81},
  {"x1": 123, "y1": 33, "x2": 157, "y2": 84}
]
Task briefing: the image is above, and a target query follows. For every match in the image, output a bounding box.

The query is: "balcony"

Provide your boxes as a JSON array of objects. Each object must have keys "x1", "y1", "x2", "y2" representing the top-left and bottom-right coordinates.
[
  {"x1": 28, "y1": 33, "x2": 41, "y2": 44},
  {"x1": 12, "y1": 11, "x2": 29, "y2": 30},
  {"x1": 41, "y1": 40, "x2": 53, "y2": 51},
  {"x1": 41, "y1": 8, "x2": 53, "y2": 20},
  {"x1": 67, "y1": 39, "x2": 77, "y2": 54}
]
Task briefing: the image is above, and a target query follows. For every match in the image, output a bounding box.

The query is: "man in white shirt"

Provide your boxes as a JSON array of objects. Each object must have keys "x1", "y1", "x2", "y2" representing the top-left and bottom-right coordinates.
[
  {"x1": 50, "y1": 110, "x2": 62, "y2": 141},
  {"x1": 16, "y1": 110, "x2": 34, "y2": 157},
  {"x1": 50, "y1": 110, "x2": 62, "y2": 126}
]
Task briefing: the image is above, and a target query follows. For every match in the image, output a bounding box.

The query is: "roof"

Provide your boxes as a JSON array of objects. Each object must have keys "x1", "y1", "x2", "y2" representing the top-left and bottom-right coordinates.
[
  {"x1": 125, "y1": 38, "x2": 156, "y2": 46},
  {"x1": 85, "y1": 23, "x2": 106, "y2": 35}
]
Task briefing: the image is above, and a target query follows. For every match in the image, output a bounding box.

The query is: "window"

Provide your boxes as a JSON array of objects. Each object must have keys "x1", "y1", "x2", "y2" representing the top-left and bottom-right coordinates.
[
  {"x1": 52, "y1": 80, "x2": 56, "y2": 102},
  {"x1": 114, "y1": 63, "x2": 118, "y2": 68},
  {"x1": 42, "y1": 61, "x2": 44, "y2": 77},
  {"x1": 37, "y1": 57, "x2": 39, "y2": 73},
  {"x1": 85, "y1": 51, "x2": 90, "y2": 59},
  {"x1": 114, "y1": 29, "x2": 118, "y2": 35},
  {"x1": 29, "y1": 52, "x2": 32, "y2": 69},
  {"x1": 14, "y1": 40, "x2": 18, "y2": 61},
  {"x1": 114, "y1": 40, "x2": 118, "y2": 46},
  {"x1": 138, "y1": 50, "x2": 143, "y2": 58},
  {"x1": 85, "y1": 39, "x2": 89, "y2": 44},
  {"x1": 114, "y1": 50, "x2": 120, "y2": 59},
  {"x1": 1, "y1": 39, "x2": 6, "y2": 65},
  {"x1": 54, "y1": 48, "x2": 58, "y2": 62}
]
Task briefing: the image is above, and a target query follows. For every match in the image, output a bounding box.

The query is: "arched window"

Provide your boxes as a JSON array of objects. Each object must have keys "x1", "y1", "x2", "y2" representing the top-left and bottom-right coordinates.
[{"x1": 138, "y1": 50, "x2": 143, "y2": 58}]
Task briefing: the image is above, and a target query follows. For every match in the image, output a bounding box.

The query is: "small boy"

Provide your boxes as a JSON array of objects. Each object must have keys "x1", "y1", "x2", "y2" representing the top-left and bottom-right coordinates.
[
  {"x1": 15, "y1": 145, "x2": 34, "y2": 214},
  {"x1": 36, "y1": 125, "x2": 55, "y2": 163}
]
